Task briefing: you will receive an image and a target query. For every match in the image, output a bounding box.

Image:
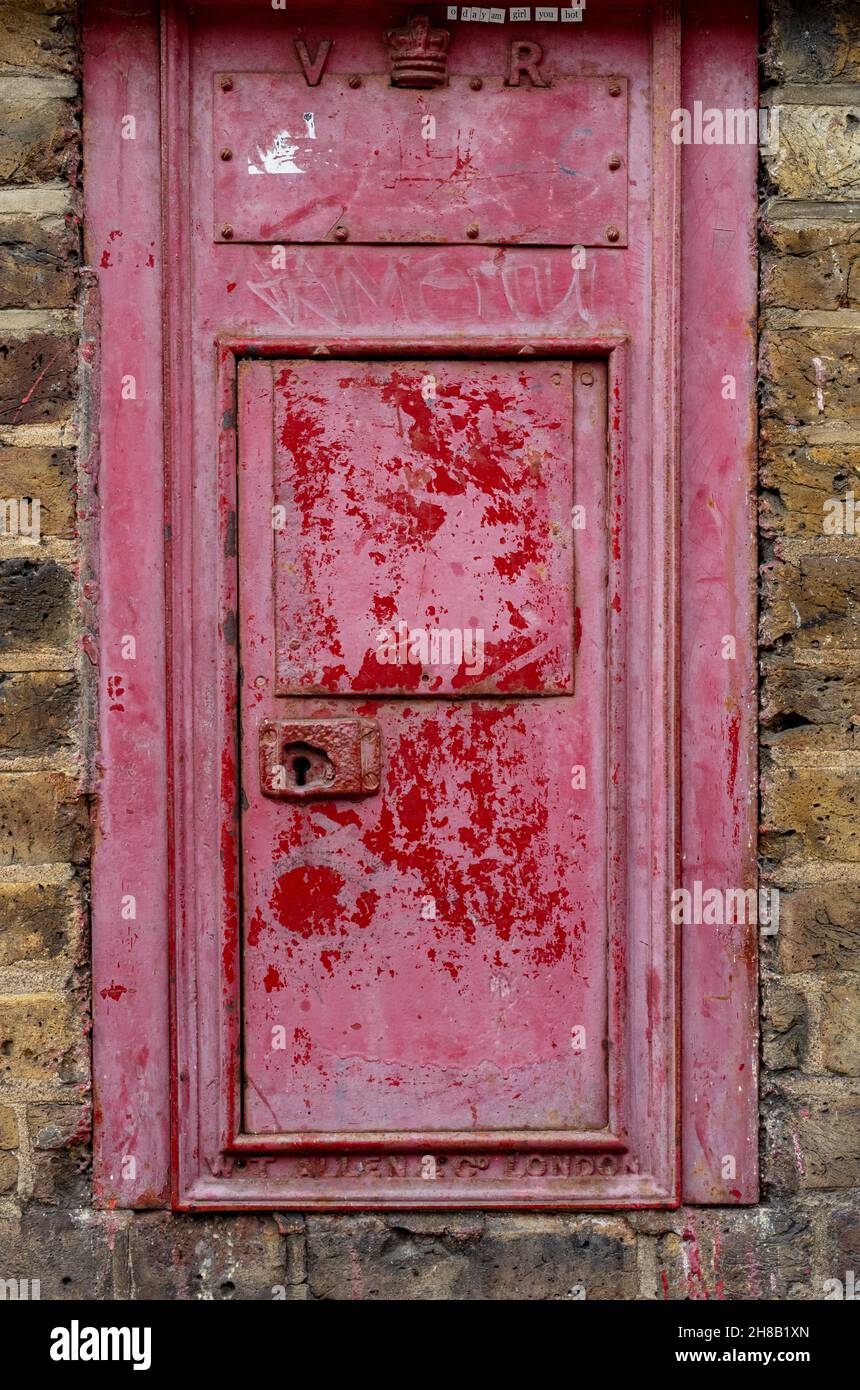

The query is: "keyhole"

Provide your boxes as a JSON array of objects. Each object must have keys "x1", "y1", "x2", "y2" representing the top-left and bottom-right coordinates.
[{"x1": 279, "y1": 740, "x2": 335, "y2": 793}]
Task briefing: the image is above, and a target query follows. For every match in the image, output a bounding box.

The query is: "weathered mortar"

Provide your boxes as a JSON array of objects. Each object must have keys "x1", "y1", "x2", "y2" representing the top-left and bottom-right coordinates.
[{"x1": 0, "y1": 0, "x2": 857, "y2": 1298}]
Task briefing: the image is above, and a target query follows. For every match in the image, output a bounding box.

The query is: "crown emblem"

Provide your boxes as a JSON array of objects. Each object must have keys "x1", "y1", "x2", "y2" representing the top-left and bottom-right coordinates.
[{"x1": 385, "y1": 14, "x2": 450, "y2": 88}]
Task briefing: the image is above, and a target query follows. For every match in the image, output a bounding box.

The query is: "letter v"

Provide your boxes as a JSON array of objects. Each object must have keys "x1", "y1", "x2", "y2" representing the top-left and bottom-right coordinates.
[{"x1": 294, "y1": 39, "x2": 333, "y2": 87}]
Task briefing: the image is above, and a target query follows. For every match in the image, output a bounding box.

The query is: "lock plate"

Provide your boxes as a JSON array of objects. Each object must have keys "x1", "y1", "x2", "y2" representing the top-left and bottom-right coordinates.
[{"x1": 258, "y1": 717, "x2": 381, "y2": 799}]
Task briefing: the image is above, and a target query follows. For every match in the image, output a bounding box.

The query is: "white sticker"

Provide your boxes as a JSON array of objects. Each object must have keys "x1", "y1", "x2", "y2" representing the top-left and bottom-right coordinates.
[
  {"x1": 510, "y1": 5, "x2": 531, "y2": 17},
  {"x1": 536, "y1": 6, "x2": 559, "y2": 19},
  {"x1": 248, "y1": 130, "x2": 304, "y2": 175},
  {"x1": 447, "y1": 5, "x2": 459, "y2": 16},
  {"x1": 561, "y1": 6, "x2": 584, "y2": 20},
  {"x1": 489, "y1": 6, "x2": 506, "y2": 19}
]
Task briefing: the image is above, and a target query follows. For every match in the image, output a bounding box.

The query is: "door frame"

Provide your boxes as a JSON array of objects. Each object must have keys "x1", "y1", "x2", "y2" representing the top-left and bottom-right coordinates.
[{"x1": 84, "y1": 0, "x2": 759, "y2": 1210}]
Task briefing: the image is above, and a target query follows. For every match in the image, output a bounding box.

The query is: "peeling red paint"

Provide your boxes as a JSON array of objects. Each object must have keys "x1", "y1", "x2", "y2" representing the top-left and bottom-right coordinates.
[
  {"x1": 270, "y1": 865, "x2": 345, "y2": 939},
  {"x1": 107, "y1": 674, "x2": 125, "y2": 712},
  {"x1": 221, "y1": 744, "x2": 239, "y2": 986},
  {"x1": 100, "y1": 983, "x2": 128, "y2": 1002},
  {"x1": 270, "y1": 360, "x2": 575, "y2": 698},
  {"x1": 725, "y1": 704, "x2": 741, "y2": 800}
]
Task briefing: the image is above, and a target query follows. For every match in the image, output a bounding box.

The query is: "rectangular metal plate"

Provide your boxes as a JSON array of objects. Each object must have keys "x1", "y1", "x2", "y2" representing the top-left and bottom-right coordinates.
[
  {"x1": 271, "y1": 358, "x2": 576, "y2": 697},
  {"x1": 214, "y1": 73, "x2": 628, "y2": 246}
]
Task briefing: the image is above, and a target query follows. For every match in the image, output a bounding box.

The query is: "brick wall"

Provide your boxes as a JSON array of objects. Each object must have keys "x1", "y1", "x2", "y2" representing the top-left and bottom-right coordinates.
[
  {"x1": 755, "y1": 0, "x2": 860, "y2": 1296},
  {"x1": 0, "y1": 0, "x2": 857, "y2": 1299},
  {"x1": 0, "y1": 0, "x2": 93, "y2": 1281}
]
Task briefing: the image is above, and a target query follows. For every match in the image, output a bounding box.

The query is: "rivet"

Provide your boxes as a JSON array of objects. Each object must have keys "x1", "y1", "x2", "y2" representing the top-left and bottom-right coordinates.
[
  {"x1": 334, "y1": 225, "x2": 349, "y2": 242},
  {"x1": 608, "y1": 81, "x2": 621, "y2": 97},
  {"x1": 580, "y1": 371, "x2": 594, "y2": 386},
  {"x1": 220, "y1": 147, "x2": 233, "y2": 161},
  {"x1": 288, "y1": 638, "x2": 301, "y2": 651},
  {"x1": 608, "y1": 153, "x2": 621, "y2": 170},
  {"x1": 220, "y1": 75, "x2": 234, "y2": 92},
  {"x1": 470, "y1": 76, "x2": 483, "y2": 91},
  {"x1": 221, "y1": 223, "x2": 234, "y2": 239},
  {"x1": 348, "y1": 74, "x2": 362, "y2": 88},
  {"x1": 606, "y1": 225, "x2": 621, "y2": 243},
  {"x1": 466, "y1": 221, "x2": 480, "y2": 239}
]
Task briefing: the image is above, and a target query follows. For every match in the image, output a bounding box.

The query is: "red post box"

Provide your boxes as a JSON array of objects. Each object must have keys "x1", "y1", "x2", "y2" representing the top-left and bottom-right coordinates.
[{"x1": 84, "y1": 0, "x2": 758, "y2": 1209}]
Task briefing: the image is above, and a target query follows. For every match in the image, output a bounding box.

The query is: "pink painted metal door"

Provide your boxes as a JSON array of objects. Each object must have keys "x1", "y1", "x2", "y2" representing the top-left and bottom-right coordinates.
[
  {"x1": 239, "y1": 356, "x2": 610, "y2": 1141},
  {"x1": 84, "y1": 0, "x2": 758, "y2": 1211}
]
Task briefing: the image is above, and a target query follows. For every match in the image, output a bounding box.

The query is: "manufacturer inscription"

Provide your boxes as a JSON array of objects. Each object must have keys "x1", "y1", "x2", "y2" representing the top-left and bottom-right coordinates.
[{"x1": 243, "y1": 1151, "x2": 640, "y2": 1181}]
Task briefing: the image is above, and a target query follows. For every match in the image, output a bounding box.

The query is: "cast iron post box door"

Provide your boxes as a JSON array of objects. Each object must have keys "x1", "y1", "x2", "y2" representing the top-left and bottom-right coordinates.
[
  {"x1": 228, "y1": 325, "x2": 661, "y2": 1210},
  {"x1": 85, "y1": 0, "x2": 758, "y2": 1210},
  {"x1": 239, "y1": 357, "x2": 613, "y2": 1142}
]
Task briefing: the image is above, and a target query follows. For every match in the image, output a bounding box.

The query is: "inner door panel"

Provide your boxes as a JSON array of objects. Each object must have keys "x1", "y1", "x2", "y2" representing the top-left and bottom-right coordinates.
[{"x1": 238, "y1": 357, "x2": 612, "y2": 1142}]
